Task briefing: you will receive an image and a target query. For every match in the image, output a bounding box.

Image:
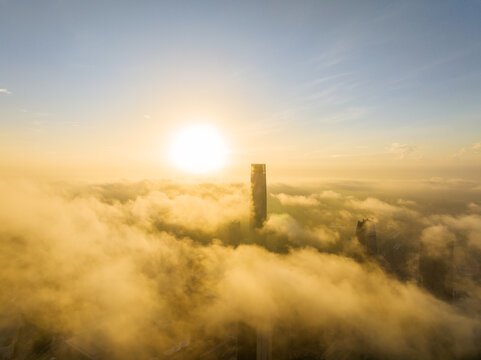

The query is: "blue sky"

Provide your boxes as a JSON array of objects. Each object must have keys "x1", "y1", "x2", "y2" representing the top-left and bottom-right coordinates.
[{"x1": 1, "y1": 0, "x2": 481, "y2": 179}]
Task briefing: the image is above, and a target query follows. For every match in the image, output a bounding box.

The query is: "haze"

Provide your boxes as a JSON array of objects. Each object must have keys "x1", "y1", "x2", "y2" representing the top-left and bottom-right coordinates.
[{"x1": 1, "y1": 1, "x2": 481, "y2": 360}]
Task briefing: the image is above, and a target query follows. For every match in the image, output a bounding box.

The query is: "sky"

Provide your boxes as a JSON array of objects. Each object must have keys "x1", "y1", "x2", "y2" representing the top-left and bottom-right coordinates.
[{"x1": 1, "y1": 0, "x2": 481, "y2": 180}]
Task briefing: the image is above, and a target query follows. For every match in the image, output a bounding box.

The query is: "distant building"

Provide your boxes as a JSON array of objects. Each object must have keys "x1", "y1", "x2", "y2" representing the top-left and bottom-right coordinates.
[
  {"x1": 419, "y1": 240, "x2": 455, "y2": 301},
  {"x1": 256, "y1": 327, "x2": 272, "y2": 360},
  {"x1": 237, "y1": 323, "x2": 257, "y2": 360},
  {"x1": 0, "y1": 314, "x2": 100, "y2": 360},
  {"x1": 251, "y1": 164, "x2": 267, "y2": 229},
  {"x1": 356, "y1": 219, "x2": 377, "y2": 255},
  {"x1": 226, "y1": 220, "x2": 243, "y2": 247}
]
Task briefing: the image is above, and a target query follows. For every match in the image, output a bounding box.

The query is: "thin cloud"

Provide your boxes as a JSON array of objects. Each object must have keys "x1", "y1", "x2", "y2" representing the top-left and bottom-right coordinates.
[
  {"x1": 272, "y1": 193, "x2": 319, "y2": 207},
  {"x1": 0, "y1": 88, "x2": 12, "y2": 95},
  {"x1": 387, "y1": 142, "x2": 417, "y2": 159},
  {"x1": 451, "y1": 141, "x2": 481, "y2": 159}
]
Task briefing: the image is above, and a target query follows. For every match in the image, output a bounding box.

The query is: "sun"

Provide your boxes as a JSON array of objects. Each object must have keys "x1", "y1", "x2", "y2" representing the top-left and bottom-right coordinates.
[{"x1": 168, "y1": 124, "x2": 227, "y2": 174}]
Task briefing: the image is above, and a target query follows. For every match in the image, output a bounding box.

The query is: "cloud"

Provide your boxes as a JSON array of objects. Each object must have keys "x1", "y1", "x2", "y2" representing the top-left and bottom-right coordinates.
[
  {"x1": 430, "y1": 213, "x2": 481, "y2": 250},
  {"x1": 271, "y1": 193, "x2": 319, "y2": 206},
  {"x1": 468, "y1": 203, "x2": 481, "y2": 213},
  {"x1": 0, "y1": 88, "x2": 12, "y2": 95},
  {"x1": 0, "y1": 179, "x2": 481, "y2": 358},
  {"x1": 263, "y1": 213, "x2": 339, "y2": 247},
  {"x1": 397, "y1": 198, "x2": 416, "y2": 206},
  {"x1": 271, "y1": 191, "x2": 342, "y2": 207},
  {"x1": 348, "y1": 197, "x2": 418, "y2": 219},
  {"x1": 320, "y1": 190, "x2": 342, "y2": 199},
  {"x1": 420, "y1": 225, "x2": 456, "y2": 257},
  {"x1": 387, "y1": 142, "x2": 417, "y2": 159},
  {"x1": 451, "y1": 142, "x2": 481, "y2": 159}
]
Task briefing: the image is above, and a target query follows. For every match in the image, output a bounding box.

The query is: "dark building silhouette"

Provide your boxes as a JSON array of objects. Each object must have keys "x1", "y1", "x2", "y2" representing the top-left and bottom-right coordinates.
[
  {"x1": 250, "y1": 163, "x2": 271, "y2": 360},
  {"x1": 226, "y1": 220, "x2": 243, "y2": 247},
  {"x1": 356, "y1": 219, "x2": 377, "y2": 255},
  {"x1": 237, "y1": 164, "x2": 272, "y2": 360},
  {"x1": 256, "y1": 327, "x2": 272, "y2": 360},
  {"x1": 380, "y1": 231, "x2": 413, "y2": 281},
  {"x1": 237, "y1": 323, "x2": 257, "y2": 360},
  {"x1": 419, "y1": 240, "x2": 455, "y2": 301},
  {"x1": 251, "y1": 164, "x2": 267, "y2": 229},
  {"x1": 0, "y1": 314, "x2": 101, "y2": 360}
]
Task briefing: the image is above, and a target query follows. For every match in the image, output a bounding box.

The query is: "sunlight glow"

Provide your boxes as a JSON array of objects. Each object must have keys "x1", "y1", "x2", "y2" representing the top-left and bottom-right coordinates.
[{"x1": 168, "y1": 124, "x2": 227, "y2": 173}]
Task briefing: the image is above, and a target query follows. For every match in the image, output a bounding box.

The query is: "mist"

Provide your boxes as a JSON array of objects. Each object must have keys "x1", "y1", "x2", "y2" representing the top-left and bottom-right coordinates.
[{"x1": 1, "y1": 178, "x2": 481, "y2": 359}]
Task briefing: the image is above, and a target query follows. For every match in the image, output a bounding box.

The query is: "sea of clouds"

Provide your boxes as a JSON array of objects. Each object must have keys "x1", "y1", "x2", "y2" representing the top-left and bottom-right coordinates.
[{"x1": 1, "y1": 178, "x2": 481, "y2": 359}]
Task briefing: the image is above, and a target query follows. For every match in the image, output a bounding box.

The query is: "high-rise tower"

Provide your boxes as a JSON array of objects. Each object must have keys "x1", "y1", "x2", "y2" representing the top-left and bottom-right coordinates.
[
  {"x1": 251, "y1": 164, "x2": 267, "y2": 229},
  {"x1": 237, "y1": 164, "x2": 272, "y2": 360},
  {"x1": 356, "y1": 219, "x2": 377, "y2": 255},
  {"x1": 419, "y1": 239, "x2": 455, "y2": 301}
]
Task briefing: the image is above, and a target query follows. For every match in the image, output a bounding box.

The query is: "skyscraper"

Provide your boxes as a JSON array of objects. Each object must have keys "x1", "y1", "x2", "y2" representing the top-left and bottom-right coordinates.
[
  {"x1": 237, "y1": 164, "x2": 272, "y2": 360},
  {"x1": 250, "y1": 164, "x2": 267, "y2": 229},
  {"x1": 419, "y1": 240, "x2": 455, "y2": 301},
  {"x1": 356, "y1": 219, "x2": 377, "y2": 255},
  {"x1": 256, "y1": 327, "x2": 272, "y2": 360}
]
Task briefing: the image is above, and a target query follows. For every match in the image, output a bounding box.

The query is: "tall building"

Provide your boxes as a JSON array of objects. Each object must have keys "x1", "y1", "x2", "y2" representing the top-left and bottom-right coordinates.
[
  {"x1": 256, "y1": 328, "x2": 272, "y2": 360},
  {"x1": 250, "y1": 164, "x2": 267, "y2": 229},
  {"x1": 419, "y1": 240, "x2": 455, "y2": 301},
  {"x1": 237, "y1": 164, "x2": 272, "y2": 360},
  {"x1": 237, "y1": 323, "x2": 257, "y2": 360},
  {"x1": 226, "y1": 220, "x2": 243, "y2": 247},
  {"x1": 356, "y1": 219, "x2": 377, "y2": 255}
]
